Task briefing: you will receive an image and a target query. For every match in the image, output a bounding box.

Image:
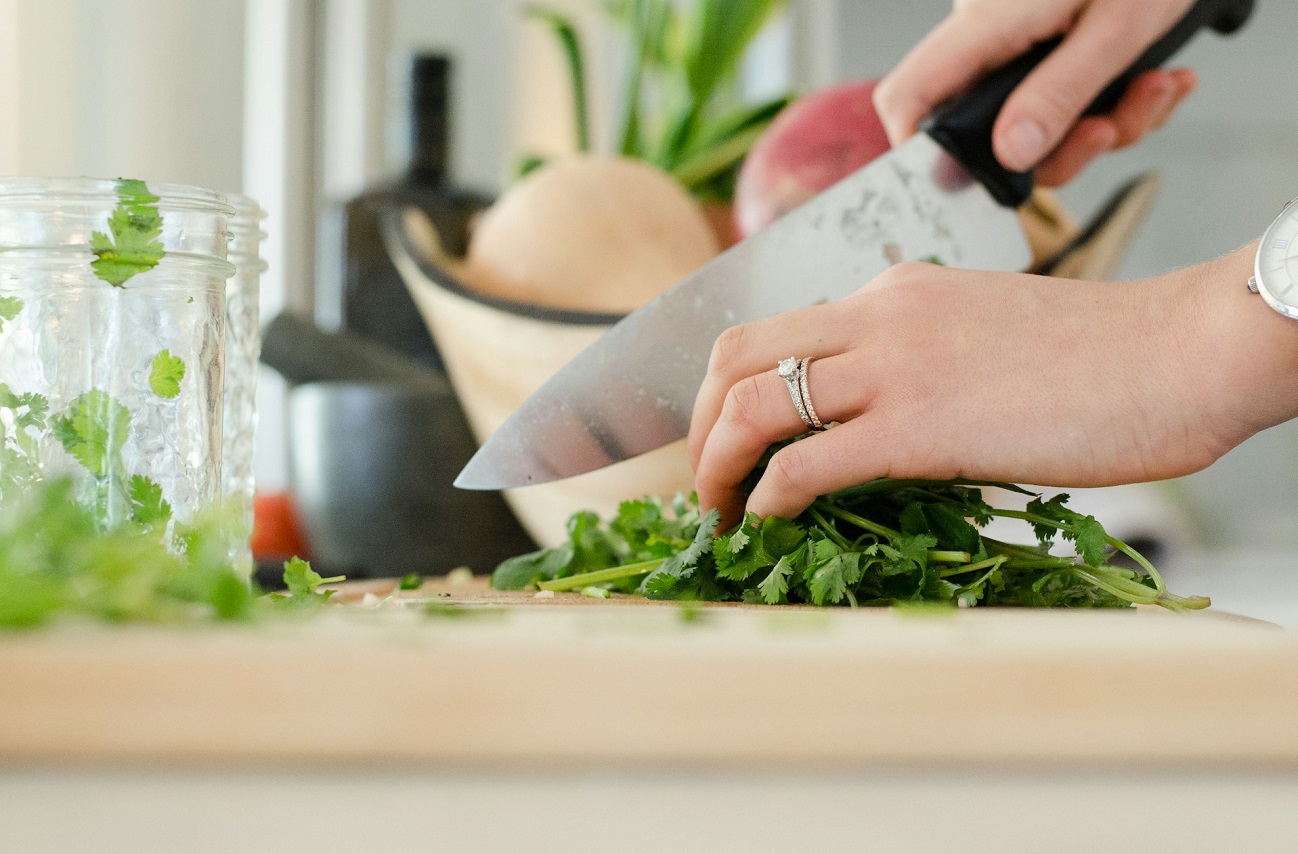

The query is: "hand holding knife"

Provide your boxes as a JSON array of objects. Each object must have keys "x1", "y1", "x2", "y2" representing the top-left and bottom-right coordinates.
[{"x1": 457, "y1": 0, "x2": 1255, "y2": 505}]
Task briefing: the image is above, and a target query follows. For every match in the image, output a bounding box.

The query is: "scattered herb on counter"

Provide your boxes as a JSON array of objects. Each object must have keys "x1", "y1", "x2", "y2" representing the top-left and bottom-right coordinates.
[
  {"x1": 268, "y1": 556, "x2": 345, "y2": 609},
  {"x1": 89, "y1": 179, "x2": 166, "y2": 287},
  {"x1": 399, "y1": 572, "x2": 424, "y2": 591},
  {"x1": 492, "y1": 449, "x2": 1208, "y2": 612}
]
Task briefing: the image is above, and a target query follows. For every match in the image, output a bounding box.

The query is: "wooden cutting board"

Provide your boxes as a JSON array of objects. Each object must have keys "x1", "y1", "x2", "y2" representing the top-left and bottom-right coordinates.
[{"x1": 0, "y1": 576, "x2": 1294, "y2": 768}]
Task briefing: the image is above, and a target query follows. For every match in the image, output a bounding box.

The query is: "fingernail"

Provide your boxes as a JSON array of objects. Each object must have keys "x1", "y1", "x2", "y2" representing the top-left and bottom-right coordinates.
[{"x1": 1001, "y1": 120, "x2": 1047, "y2": 171}]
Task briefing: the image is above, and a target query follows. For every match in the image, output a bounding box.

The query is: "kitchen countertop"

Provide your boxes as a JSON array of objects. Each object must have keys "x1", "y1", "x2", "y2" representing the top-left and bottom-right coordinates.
[{"x1": 3, "y1": 571, "x2": 1297, "y2": 853}]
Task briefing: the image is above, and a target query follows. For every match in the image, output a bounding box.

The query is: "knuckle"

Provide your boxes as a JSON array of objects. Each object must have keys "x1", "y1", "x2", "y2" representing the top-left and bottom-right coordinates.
[
  {"x1": 766, "y1": 444, "x2": 809, "y2": 494},
  {"x1": 1025, "y1": 86, "x2": 1086, "y2": 133},
  {"x1": 721, "y1": 375, "x2": 766, "y2": 434},
  {"x1": 708, "y1": 324, "x2": 750, "y2": 377}
]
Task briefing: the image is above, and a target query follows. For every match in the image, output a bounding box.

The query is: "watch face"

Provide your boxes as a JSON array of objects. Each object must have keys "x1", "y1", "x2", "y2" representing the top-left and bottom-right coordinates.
[{"x1": 1256, "y1": 200, "x2": 1298, "y2": 318}]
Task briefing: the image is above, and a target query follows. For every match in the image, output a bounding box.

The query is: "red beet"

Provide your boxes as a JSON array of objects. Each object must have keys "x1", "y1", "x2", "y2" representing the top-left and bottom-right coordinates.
[{"x1": 734, "y1": 79, "x2": 891, "y2": 238}]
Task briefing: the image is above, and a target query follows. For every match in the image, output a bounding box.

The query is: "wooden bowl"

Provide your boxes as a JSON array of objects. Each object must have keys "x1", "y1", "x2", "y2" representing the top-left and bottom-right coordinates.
[{"x1": 382, "y1": 205, "x2": 696, "y2": 547}]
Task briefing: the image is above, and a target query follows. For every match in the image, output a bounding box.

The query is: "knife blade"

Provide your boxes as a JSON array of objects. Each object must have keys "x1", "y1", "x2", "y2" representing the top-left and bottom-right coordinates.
[{"x1": 457, "y1": 0, "x2": 1254, "y2": 491}]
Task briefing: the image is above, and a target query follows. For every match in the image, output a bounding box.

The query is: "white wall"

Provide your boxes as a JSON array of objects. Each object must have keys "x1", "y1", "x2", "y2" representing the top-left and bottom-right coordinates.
[{"x1": 3, "y1": 0, "x2": 244, "y2": 190}]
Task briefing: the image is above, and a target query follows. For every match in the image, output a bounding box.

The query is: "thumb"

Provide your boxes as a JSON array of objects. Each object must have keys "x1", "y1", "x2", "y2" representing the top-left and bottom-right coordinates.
[{"x1": 992, "y1": 3, "x2": 1173, "y2": 172}]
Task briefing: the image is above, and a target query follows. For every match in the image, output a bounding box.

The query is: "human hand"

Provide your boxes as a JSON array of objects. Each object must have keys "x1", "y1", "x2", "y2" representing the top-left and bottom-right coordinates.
[
  {"x1": 874, "y1": 0, "x2": 1199, "y2": 186},
  {"x1": 688, "y1": 247, "x2": 1298, "y2": 529}
]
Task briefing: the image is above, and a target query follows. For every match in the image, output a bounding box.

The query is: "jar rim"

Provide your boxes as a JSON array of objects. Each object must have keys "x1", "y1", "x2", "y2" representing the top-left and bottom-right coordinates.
[
  {"x1": 0, "y1": 245, "x2": 236, "y2": 278},
  {"x1": 0, "y1": 176, "x2": 236, "y2": 215}
]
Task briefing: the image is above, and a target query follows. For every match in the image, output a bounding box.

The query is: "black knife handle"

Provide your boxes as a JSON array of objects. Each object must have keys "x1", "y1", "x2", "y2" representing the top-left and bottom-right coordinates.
[{"x1": 920, "y1": 0, "x2": 1255, "y2": 209}]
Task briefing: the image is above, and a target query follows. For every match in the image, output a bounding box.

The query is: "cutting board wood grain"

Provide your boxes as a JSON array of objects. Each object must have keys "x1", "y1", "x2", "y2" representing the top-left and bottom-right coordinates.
[{"x1": 0, "y1": 577, "x2": 1294, "y2": 768}]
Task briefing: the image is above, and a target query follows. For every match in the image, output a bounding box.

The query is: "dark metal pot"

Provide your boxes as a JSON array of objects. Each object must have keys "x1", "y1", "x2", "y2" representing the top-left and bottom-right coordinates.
[{"x1": 287, "y1": 379, "x2": 535, "y2": 578}]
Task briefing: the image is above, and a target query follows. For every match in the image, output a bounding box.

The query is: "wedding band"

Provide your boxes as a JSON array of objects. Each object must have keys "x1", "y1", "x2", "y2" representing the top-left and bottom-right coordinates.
[
  {"x1": 798, "y1": 357, "x2": 824, "y2": 430},
  {"x1": 777, "y1": 356, "x2": 817, "y2": 431}
]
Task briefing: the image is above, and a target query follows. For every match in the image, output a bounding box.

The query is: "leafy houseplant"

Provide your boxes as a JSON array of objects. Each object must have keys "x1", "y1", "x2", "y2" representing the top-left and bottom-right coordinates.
[{"x1": 521, "y1": 0, "x2": 794, "y2": 205}]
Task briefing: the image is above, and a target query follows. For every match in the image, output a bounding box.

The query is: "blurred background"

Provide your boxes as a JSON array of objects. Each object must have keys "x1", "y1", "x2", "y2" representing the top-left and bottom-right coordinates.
[{"x1": 2, "y1": 0, "x2": 1296, "y2": 613}]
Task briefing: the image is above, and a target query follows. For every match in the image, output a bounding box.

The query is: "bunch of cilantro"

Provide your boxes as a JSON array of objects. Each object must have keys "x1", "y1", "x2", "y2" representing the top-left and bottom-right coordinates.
[{"x1": 493, "y1": 453, "x2": 1208, "y2": 611}]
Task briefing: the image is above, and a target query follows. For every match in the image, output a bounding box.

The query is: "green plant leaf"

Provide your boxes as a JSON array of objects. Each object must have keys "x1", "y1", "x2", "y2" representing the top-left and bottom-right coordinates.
[
  {"x1": 149, "y1": 350, "x2": 186, "y2": 399},
  {"x1": 90, "y1": 179, "x2": 165, "y2": 287},
  {"x1": 616, "y1": 0, "x2": 675, "y2": 157},
  {"x1": 524, "y1": 5, "x2": 591, "y2": 152},
  {"x1": 680, "y1": 0, "x2": 786, "y2": 107},
  {"x1": 669, "y1": 95, "x2": 791, "y2": 188}
]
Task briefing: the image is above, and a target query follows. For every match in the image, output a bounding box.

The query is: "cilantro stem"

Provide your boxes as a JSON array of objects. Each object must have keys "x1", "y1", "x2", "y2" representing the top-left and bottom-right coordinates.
[
  {"x1": 929, "y1": 550, "x2": 972, "y2": 564},
  {"x1": 814, "y1": 502, "x2": 898, "y2": 539},
  {"x1": 1068, "y1": 567, "x2": 1161, "y2": 606},
  {"x1": 807, "y1": 505, "x2": 853, "y2": 549},
  {"x1": 537, "y1": 559, "x2": 664, "y2": 592},
  {"x1": 1105, "y1": 534, "x2": 1167, "y2": 593},
  {"x1": 987, "y1": 508, "x2": 1166, "y2": 593},
  {"x1": 939, "y1": 554, "x2": 1008, "y2": 578}
]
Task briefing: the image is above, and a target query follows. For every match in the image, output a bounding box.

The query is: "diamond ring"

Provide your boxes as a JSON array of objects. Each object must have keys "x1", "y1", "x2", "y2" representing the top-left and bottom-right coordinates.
[
  {"x1": 797, "y1": 357, "x2": 824, "y2": 430},
  {"x1": 777, "y1": 356, "x2": 821, "y2": 431}
]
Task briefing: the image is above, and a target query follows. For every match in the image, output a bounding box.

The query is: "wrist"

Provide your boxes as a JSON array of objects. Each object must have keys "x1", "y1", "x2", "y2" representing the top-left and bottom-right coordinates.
[{"x1": 1179, "y1": 241, "x2": 1298, "y2": 438}]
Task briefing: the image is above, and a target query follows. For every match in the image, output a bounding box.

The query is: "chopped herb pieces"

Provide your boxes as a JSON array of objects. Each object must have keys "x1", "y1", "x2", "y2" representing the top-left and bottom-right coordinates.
[
  {"x1": 148, "y1": 350, "x2": 186, "y2": 399},
  {"x1": 90, "y1": 178, "x2": 165, "y2": 287},
  {"x1": 0, "y1": 296, "x2": 23, "y2": 332},
  {"x1": 51, "y1": 389, "x2": 131, "y2": 480}
]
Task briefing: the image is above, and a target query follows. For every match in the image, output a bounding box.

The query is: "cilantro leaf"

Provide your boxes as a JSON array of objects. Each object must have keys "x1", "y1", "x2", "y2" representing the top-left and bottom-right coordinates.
[
  {"x1": 1064, "y1": 514, "x2": 1110, "y2": 567},
  {"x1": 492, "y1": 545, "x2": 574, "y2": 590},
  {"x1": 757, "y1": 554, "x2": 794, "y2": 605},
  {"x1": 128, "y1": 475, "x2": 172, "y2": 526},
  {"x1": 90, "y1": 179, "x2": 165, "y2": 287},
  {"x1": 149, "y1": 350, "x2": 186, "y2": 399},
  {"x1": 807, "y1": 551, "x2": 862, "y2": 606},
  {"x1": 278, "y1": 556, "x2": 344, "y2": 606},
  {"x1": 0, "y1": 296, "x2": 23, "y2": 333},
  {"x1": 641, "y1": 508, "x2": 719, "y2": 598},
  {"x1": 51, "y1": 389, "x2": 131, "y2": 479}
]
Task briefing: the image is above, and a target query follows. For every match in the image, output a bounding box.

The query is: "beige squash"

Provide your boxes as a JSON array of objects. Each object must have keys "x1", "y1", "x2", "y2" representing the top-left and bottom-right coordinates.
[{"x1": 461, "y1": 155, "x2": 720, "y2": 313}]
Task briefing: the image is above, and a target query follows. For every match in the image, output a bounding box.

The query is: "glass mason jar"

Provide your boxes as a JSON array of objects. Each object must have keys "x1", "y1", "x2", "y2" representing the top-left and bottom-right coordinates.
[
  {"x1": 0, "y1": 177, "x2": 234, "y2": 533},
  {"x1": 223, "y1": 195, "x2": 266, "y2": 578}
]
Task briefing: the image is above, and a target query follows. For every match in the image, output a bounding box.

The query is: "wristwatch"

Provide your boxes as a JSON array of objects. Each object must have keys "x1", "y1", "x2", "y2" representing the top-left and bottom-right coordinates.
[{"x1": 1249, "y1": 196, "x2": 1298, "y2": 319}]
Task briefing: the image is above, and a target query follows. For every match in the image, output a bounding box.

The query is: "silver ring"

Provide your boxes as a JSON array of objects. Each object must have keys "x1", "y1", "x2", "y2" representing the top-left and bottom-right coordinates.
[
  {"x1": 798, "y1": 358, "x2": 824, "y2": 430},
  {"x1": 777, "y1": 356, "x2": 816, "y2": 431}
]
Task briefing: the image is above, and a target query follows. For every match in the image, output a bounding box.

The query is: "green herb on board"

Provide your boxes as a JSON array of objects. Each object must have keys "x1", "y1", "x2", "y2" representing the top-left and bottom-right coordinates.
[
  {"x1": 269, "y1": 556, "x2": 345, "y2": 608},
  {"x1": 90, "y1": 178, "x2": 165, "y2": 287},
  {"x1": 399, "y1": 572, "x2": 424, "y2": 591},
  {"x1": 148, "y1": 350, "x2": 186, "y2": 399},
  {"x1": 492, "y1": 445, "x2": 1208, "y2": 612}
]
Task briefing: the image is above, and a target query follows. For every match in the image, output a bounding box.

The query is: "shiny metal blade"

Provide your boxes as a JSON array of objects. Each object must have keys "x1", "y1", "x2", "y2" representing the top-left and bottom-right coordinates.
[{"x1": 456, "y1": 134, "x2": 1031, "y2": 490}]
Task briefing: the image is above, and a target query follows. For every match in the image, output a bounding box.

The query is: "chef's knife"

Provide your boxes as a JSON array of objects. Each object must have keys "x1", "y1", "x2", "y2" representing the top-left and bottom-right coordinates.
[{"x1": 457, "y1": 0, "x2": 1254, "y2": 491}]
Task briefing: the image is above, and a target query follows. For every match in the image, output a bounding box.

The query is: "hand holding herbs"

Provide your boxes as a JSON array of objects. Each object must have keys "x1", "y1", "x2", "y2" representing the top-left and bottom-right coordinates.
[
  {"x1": 493, "y1": 465, "x2": 1208, "y2": 612},
  {"x1": 688, "y1": 256, "x2": 1279, "y2": 526}
]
